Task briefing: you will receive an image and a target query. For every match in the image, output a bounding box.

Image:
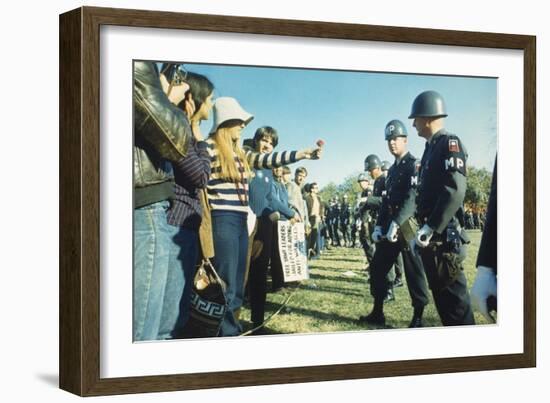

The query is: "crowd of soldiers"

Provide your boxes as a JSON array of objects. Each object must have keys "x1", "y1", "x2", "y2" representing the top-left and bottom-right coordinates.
[
  {"x1": 318, "y1": 90, "x2": 497, "y2": 328},
  {"x1": 324, "y1": 195, "x2": 355, "y2": 248},
  {"x1": 464, "y1": 207, "x2": 486, "y2": 230}
]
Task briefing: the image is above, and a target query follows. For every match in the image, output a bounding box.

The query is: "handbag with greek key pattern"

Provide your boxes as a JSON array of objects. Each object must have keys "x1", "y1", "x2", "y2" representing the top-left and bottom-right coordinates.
[{"x1": 182, "y1": 259, "x2": 227, "y2": 338}]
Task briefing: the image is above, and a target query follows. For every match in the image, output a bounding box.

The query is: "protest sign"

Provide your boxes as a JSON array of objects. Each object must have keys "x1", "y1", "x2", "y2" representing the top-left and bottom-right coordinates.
[{"x1": 277, "y1": 221, "x2": 309, "y2": 282}]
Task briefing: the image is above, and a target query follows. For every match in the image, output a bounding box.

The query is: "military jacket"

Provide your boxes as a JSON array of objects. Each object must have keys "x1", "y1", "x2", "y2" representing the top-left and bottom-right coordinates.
[
  {"x1": 339, "y1": 202, "x2": 351, "y2": 225},
  {"x1": 360, "y1": 176, "x2": 385, "y2": 221},
  {"x1": 416, "y1": 129, "x2": 467, "y2": 234},
  {"x1": 329, "y1": 203, "x2": 340, "y2": 224},
  {"x1": 357, "y1": 189, "x2": 370, "y2": 223},
  {"x1": 377, "y1": 152, "x2": 418, "y2": 229}
]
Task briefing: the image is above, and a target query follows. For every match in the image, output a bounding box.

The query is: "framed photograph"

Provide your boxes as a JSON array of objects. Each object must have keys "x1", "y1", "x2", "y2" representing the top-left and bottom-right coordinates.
[{"x1": 59, "y1": 6, "x2": 536, "y2": 396}]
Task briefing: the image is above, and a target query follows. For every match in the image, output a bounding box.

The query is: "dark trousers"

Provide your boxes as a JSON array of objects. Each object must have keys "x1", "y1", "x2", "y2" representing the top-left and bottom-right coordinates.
[
  {"x1": 248, "y1": 215, "x2": 274, "y2": 328},
  {"x1": 359, "y1": 224, "x2": 375, "y2": 264},
  {"x1": 308, "y1": 221, "x2": 320, "y2": 257},
  {"x1": 340, "y1": 223, "x2": 351, "y2": 246},
  {"x1": 270, "y1": 222, "x2": 284, "y2": 290},
  {"x1": 351, "y1": 224, "x2": 358, "y2": 247},
  {"x1": 331, "y1": 221, "x2": 340, "y2": 246},
  {"x1": 270, "y1": 220, "x2": 288, "y2": 291},
  {"x1": 326, "y1": 220, "x2": 334, "y2": 243},
  {"x1": 211, "y1": 211, "x2": 249, "y2": 336},
  {"x1": 370, "y1": 240, "x2": 430, "y2": 308},
  {"x1": 394, "y1": 252, "x2": 404, "y2": 280},
  {"x1": 419, "y1": 244, "x2": 475, "y2": 326}
]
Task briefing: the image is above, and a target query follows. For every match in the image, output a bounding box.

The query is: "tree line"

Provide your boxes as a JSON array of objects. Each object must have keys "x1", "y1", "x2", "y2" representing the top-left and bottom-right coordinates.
[{"x1": 318, "y1": 166, "x2": 493, "y2": 210}]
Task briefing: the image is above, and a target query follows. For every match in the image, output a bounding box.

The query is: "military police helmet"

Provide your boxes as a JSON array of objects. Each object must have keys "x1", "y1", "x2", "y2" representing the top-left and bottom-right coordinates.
[
  {"x1": 408, "y1": 90, "x2": 448, "y2": 119},
  {"x1": 381, "y1": 160, "x2": 391, "y2": 171},
  {"x1": 357, "y1": 172, "x2": 369, "y2": 182},
  {"x1": 364, "y1": 154, "x2": 381, "y2": 172},
  {"x1": 384, "y1": 119, "x2": 408, "y2": 140}
]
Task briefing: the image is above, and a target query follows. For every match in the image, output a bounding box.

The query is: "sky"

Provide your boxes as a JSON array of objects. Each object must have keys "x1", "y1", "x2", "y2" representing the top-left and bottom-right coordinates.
[{"x1": 175, "y1": 62, "x2": 497, "y2": 188}]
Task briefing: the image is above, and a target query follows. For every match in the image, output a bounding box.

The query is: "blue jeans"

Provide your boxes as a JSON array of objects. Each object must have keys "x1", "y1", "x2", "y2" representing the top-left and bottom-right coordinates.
[
  {"x1": 211, "y1": 211, "x2": 249, "y2": 336},
  {"x1": 133, "y1": 200, "x2": 173, "y2": 341},
  {"x1": 158, "y1": 226, "x2": 199, "y2": 339}
]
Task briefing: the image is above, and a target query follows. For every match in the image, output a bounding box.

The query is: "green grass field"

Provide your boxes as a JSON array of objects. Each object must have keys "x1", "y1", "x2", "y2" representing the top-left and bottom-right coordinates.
[{"x1": 240, "y1": 230, "x2": 489, "y2": 335}]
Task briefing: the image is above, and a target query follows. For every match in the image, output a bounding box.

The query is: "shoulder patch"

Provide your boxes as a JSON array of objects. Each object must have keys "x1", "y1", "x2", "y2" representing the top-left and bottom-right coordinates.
[
  {"x1": 441, "y1": 134, "x2": 467, "y2": 175},
  {"x1": 449, "y1": 139, "x2": 460, "y2": 153}
]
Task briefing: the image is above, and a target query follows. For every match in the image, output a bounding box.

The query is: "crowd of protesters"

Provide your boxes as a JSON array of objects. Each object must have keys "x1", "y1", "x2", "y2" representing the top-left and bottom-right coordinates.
[{"x1": 133, "y1": 61, "x2": 324, "y2": 340}]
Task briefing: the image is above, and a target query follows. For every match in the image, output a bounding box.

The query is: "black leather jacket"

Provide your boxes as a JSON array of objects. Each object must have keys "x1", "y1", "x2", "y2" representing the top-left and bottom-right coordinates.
[{"x1": 133, "y1": 61, "x2": 192, "y2": 207}]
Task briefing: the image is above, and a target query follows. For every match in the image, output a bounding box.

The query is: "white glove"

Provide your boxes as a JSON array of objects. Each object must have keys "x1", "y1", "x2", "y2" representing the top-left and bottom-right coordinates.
[
  {"x1": 415, "y1": 224, "x2": 434, "y2": 248},
  {"x1": 385, "y1": 221, "x2": 399, "y2": 243},
  {"x1": 371, "y1": 226, "x2": 383, "y2": 243},
  {"x1": 471, "y1": 266, "x2": 497, "y2": 322}
]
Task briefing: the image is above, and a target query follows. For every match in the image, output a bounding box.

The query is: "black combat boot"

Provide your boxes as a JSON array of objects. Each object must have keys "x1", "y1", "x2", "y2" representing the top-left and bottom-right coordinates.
[
  {"x1": 409, "y1": 306, "x2": 425, "y2": 328},
  {"x1": 359, "y1": 299, "x2": 386, "y2": 326}
]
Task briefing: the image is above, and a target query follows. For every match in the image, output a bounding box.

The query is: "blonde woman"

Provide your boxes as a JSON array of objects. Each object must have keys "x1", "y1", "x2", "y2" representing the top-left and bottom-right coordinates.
[{"x1": 206, "y1": 97, "x2": 322, "y2": 336}]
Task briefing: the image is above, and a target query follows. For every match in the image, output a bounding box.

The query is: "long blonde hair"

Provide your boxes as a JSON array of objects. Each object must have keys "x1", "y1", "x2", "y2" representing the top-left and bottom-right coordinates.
[{"x1": 211, "y1": 127, "x2": 251, "y2": 182}]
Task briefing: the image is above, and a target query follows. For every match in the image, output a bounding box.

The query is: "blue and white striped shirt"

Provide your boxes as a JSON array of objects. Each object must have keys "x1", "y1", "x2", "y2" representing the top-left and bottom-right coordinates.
[{"x1": 205, "y1": 139, "x2": 298, "y2": 215}]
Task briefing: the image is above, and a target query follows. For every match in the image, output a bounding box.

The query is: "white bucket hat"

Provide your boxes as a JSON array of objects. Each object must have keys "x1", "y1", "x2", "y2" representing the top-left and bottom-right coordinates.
[{"x1": 209, "y1": 97, "x2": 254, "y2": 135}]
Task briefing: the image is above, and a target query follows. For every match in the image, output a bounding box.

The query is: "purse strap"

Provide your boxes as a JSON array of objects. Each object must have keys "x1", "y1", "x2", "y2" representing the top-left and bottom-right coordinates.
[{"x1": 198, "y1": 188, "x2": 215, "y2": 259}]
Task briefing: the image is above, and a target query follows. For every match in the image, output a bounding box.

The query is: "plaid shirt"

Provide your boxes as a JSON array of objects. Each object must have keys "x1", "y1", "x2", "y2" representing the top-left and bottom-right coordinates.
[{"x1": 167, "y1": 140, "x2": 211, "y2": 230}]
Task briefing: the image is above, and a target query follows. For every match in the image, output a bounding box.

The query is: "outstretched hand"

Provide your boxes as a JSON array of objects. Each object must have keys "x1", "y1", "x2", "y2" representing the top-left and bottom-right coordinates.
[
  {"x1": 299, "y1": 147, "x2": 323, "y2": 160},
  {"x1": 311, "y1": 146, "x2": 323, "y2": 160}
]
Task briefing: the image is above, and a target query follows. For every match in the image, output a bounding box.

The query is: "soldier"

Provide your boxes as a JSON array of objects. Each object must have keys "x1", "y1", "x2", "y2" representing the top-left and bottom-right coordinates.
[
  {"x1": 359, "y1": 120, "x2": 430, "y2": 327},
  {"x1": 381, "y1": 160, "x2": 392, "y2": 176},
  {"x1": 361, "y1": 155, "x2": 385, "y2": 231},
  {"x1": 382, "y1": 160, "x2": 405, "y2": 285},
  {"x1": 357, "y1": 173, "x2": 375, "y2": 271},
  {"x1": 321, "y1": 199, "x2": 332, "y2": 250},
  {"x1": 325, "y1": 197, "x2": 335, "y2": 246},
  {"x1": 472, "y1": 209, "x2": 480, "y2": 229},
  {"x1": 465, "y1": 208, "x2": 474, "y2": 230},
  {"x1": 351, "y1": 193, "x2": 362, "y2": 248},
  {"x1": 360, "y1": 154, "x2": 396, "y2": 298},
  {"x1": 382, "y1": 159, "x2": 405, "y2": 286},
  {"x1": 410, "y1": 90, "x2": 475, "y2": 326},
  {"x1": 330, "y1": 196, "x2": 342, "y2": 246},
  {"x1": 340, "y1": 194, "x2": 352, "y2": 247}
]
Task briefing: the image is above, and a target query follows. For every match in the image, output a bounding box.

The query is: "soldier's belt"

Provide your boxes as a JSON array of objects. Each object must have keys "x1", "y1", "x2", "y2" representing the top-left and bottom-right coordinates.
[{"x1": 416, "y1": 214, "x2": 429, "y2": 225}]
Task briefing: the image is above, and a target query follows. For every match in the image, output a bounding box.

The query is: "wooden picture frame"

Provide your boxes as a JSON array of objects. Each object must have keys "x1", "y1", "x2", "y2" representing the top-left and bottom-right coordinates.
[{"x1": 59, "y1": 6, "x2": 536, "y2": 396}]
